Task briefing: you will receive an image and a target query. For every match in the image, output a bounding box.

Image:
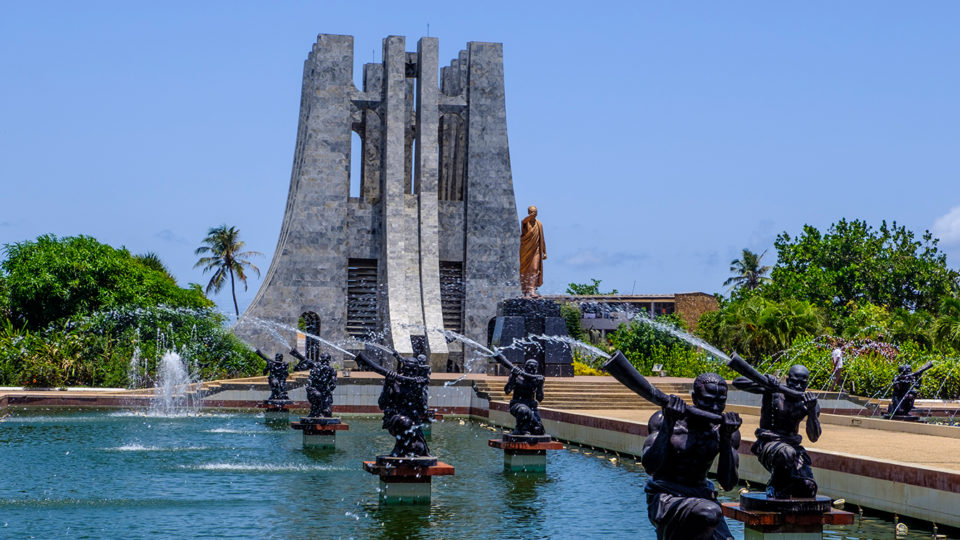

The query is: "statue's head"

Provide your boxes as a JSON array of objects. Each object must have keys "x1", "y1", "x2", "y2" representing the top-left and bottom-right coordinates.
[
  {"x1": 524, "y1": 359, "x2": 540, "y2": 374},
  {"x1": 899, "y1": 364, "x2": 912, "y2": 375},
  {"x1": 274, "y1": 353, "x2": 284, "y2": 363},
  {"x1": 692, "y1": 373, "x2": 727, "y2": 415},
  {"x1": 398, "y1": 357, "x2": 415, "y2": 375},
  {"x1": 527, "y1": 206, "x2": 537, "y2": 217},
  {"x1": 319, "y1": 353, "x2": 331, "y2": 365},
  {"x1": 785, "y1": 365, "x2": 810, "y2": 392},
  {"x1": 417, "y1": 354, "x2": 427, "y2": 364}
]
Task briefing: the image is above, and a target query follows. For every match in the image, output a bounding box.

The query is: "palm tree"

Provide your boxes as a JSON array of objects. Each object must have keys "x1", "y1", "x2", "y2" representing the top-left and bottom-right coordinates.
[
  {"x1": 724, "y1": 249, "x2": 772, "y2": 292},
  {"x1": 194, "y1": 225, "x2": 263, "y2": 316},
  {"x1": 934, "y1": 296, "x2": 960, "y2": 351},
  {"x1": 135, "y1": 252, "x2": 176, "y2": 282}
]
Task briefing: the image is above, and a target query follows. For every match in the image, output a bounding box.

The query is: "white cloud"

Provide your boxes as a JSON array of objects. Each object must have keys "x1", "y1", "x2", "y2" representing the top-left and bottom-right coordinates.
[
  {"x1": 932, "y1": 206, "x2": 960, "y2": 246},
  {"x1": 156, "y1": 229, "x2": 188, "y2": 244}
]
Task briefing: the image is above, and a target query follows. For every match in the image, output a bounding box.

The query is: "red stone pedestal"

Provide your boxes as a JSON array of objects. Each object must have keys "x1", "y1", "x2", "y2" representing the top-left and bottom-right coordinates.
[
  {"x1": 256, "y1": 400, "x2": 294, "y2": 423},
  {"x1": 290, "y1": 418, "x2": 349, "y2": 448},
  {"x1": 723, "y1": 499, "x2": 854, "y2": 539},
  {"x1": 362, "y1": 459, "x2": 455, "y2": 504},
  {"x1": 489, "y1": 438, "x2": 564, "y2": 472}
]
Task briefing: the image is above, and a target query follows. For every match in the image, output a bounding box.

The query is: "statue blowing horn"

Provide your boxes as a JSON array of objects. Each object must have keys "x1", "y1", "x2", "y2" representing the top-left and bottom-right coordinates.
[
  {"x1": 354, "y1": 350, "x2": 423, "y2": 384},
  {"x1": 602, "y1": 350, "x2": 722, "y2": 423},
  {"x1": 726, "y1": 352, "x2": 803, "y2": 399}
]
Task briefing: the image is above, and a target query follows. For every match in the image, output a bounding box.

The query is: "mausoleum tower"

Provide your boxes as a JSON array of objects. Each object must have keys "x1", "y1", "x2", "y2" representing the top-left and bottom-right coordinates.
[{"x1": 237, "y1": 34, "x2": 520, "y2": 369}]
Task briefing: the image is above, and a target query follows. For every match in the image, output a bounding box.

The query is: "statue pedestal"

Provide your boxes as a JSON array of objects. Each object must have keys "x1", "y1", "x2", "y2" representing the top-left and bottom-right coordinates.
[
  {"x1": 421, "y1": 410, "x2": 444, "y2": 438},
  {"x1": 489, "y1": 298, "x2": 574, "y2": 377},
  {"x1": 257, "y1": 400, "x2": 294, "y2": 425},
  {"x1": 722, "y1": 493, "x2": 853, "y2": 539},
  {"x1": 488, "y1": 435, "x2": 564, "y2": 472},
  {"x1": 290, "y1": 417, "x2": 349, "y2": 449},
  {"x1": 362, "y1": 456, "x2": 454, "y2": 504}
]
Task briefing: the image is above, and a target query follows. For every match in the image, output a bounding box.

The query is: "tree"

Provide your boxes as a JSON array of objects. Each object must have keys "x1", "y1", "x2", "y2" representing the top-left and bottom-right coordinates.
[
  {"x1": 194, "y1": 225, "x2": 263, "y2": 317},
  {"x1": 135, "y1": 252, "x2": 176, "y2": 282},
  {"x1": 934, "y1": 296, "x2": 960, "y2": 351},
  {"x1": 566, "y1": 278, "x2": 618, "y2": 295},
  {"x1": 2, "y1": 234, "x2": 211, "y2": 329},
  {"x1": 695, "y1": 296, "x2": 825, "y2": 360},
  {"x1": 723, "y1": 249, "x2": 771, "y2": 292},
  {"x1": 763, "y1": 219, "x2": 960, "y2": 325}
]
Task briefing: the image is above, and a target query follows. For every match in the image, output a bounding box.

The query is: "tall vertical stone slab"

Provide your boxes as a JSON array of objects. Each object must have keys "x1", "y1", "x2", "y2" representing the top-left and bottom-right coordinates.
[
  {"x1": 239, "y1": 34, "x2": 519, "y2": 372},
  {"x1": 380, "y1": 36, "x2": 416, "y2": 355},
  {"x1": 239, "y1": 34, "x2": 355, "y2": 350},
  {"x1": 463, "y1": 42, "x2": 521, "y2": 345},
  {"x1": 415, "y1": 38, "x2": 448, "y2": 362},
  {"x1": 361, "y1": 63, "x2": 383, "y2": 203}
]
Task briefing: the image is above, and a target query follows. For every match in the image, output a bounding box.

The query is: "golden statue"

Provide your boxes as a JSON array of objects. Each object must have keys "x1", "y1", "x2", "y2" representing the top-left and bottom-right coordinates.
[{"x1": 519, "y1": 206, "x2": 547, "y2": 297}]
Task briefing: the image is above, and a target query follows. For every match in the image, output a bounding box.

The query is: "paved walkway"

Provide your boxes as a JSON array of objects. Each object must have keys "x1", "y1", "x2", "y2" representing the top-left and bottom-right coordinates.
[{"x1": 574, "y1": 407, "x2": 960, "y2": 471}]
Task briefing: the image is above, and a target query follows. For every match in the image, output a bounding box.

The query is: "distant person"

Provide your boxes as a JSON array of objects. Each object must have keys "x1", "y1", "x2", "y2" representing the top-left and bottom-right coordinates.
[{"x1": 831, "y1": 347, "x2": 844, "y2": 392}]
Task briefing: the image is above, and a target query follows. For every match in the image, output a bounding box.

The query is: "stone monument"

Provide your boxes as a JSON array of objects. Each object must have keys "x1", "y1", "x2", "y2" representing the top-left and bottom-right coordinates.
[
  {"x1": 237, "y1": 34, "x2": 520, "y2": 372},
  {"x1": 489, "y1": 298, "x2": 574, "y2": 376}
]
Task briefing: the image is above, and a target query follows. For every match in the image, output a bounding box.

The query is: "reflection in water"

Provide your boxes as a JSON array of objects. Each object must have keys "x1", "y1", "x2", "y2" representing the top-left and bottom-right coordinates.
[{"x1": 502, "y1": 471, "x2": 550, "y2": 529}]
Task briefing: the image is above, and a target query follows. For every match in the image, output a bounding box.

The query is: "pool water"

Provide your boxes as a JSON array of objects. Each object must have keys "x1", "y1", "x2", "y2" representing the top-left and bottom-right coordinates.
[{"x1": 0, "y1": 411, "x2": 951, "y2": 539}]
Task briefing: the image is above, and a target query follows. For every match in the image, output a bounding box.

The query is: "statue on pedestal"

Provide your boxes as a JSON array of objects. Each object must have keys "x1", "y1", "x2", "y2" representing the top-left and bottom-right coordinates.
[
  {"x1": 356, "y1": 351, "x2": 431, "y2": 457},
  {"x1": 291, "y1": 348, "x2": 337, "y2": 418},
  {"x1": 642, "y1": 374, "x2": 741, "y2": 540},
  {"x1": 504, "y1": 359, "x2": 546, "y2": 436},
  {"x1": 732, "y1": 362, "x2": 821, "y2": 499},
  {"x1": 257, "y1": 349, "x2": 289, "y2": 401},
  {"x1": 519, "y1": 206, "x2": 547, "y2": 298},
  {"x1": 886, "y1": 362, "x2": 933, "y2": 417}
]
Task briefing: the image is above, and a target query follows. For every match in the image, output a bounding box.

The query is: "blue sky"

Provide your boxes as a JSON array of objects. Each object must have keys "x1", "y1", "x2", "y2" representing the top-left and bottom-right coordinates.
[{"x1": 3, "y1": 2, "x2": 959, "y2": 316}]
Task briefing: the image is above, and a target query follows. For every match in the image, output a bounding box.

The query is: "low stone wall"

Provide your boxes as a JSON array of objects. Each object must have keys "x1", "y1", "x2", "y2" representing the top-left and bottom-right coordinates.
[{"x1": 484, "y1": 403, "x2": 960, "y2": 528}]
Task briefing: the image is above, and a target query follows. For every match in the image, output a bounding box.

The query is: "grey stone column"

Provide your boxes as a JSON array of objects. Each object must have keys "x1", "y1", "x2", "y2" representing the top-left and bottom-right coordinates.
[
  {"x1": 463, "y1": 41, "x2": 521, "y2": 345},
  {"x1": 238, "y1": 34, "x2": 354, "y2": 357},
  {"x1": 361, "y1": 64, "x2": 382, "y2": 203},
  {"x1": 379, "y1": 35, "x2": 415, "y2": 355},
  {"x1": 415, "y1": 37, "x2": 448, "y2": 365}
]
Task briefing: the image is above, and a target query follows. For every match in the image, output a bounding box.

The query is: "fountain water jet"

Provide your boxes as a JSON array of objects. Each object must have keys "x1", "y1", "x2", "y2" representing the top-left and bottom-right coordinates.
[{"x1": 149, "y1": 351, "x2": 198, "y2": 416}]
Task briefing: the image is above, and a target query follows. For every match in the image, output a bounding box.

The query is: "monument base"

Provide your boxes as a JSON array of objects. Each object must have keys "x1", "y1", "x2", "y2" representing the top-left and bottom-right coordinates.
[
  {"x1": 362, "y1": 458, "x2": 455, "y2": 504},
  {"x1": 489, "y1": 437, "x2": 564, "y2": 472},
  {"x1": 723, "y1": 493, "x2": 853, "y2": 539},
  {"x1": 290, "y1": 417, "x2": 349, "y2": 449},
  {"x1": 489, "y1": 298, "x2": 574, "y2": 377}
]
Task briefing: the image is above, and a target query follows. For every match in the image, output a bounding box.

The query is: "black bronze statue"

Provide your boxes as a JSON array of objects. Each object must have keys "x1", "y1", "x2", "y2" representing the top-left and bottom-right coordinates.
[
  {"x1": 603, "y1": 352, "x2": 740, "y2": 540},
  {"x1": 257, "y1": 349, "x2": 290, "y2": 401},
  {"x1": 730, "y1": 355, "x2": 821, "y2": 499},
  {"x1": 886, "y1": 361, "x2": 933, "y2": 418},
  {"x1": 503, "y1": 358, "x2": 546, "y2": 436},
  {"x1": 290, "y1": 348, "x2": 337, "y2": 418},
  {"x1": 355, "y1": 350, "x2": 431, "y2": 458}
]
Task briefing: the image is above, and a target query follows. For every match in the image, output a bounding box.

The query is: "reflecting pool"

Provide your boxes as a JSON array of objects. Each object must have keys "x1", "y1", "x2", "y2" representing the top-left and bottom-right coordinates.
[{"x1": 0, "y1": 411, "x2": 951, "y2": 539}]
